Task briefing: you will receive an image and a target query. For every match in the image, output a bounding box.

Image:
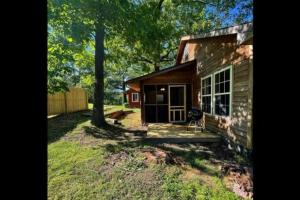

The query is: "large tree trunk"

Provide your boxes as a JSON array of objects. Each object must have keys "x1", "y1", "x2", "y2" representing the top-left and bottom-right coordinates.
[{"x1": 92, "y1": 25, "x2": 106, "y2": 127}]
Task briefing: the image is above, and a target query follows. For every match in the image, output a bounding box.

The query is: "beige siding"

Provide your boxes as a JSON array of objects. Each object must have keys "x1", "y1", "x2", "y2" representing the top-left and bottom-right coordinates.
[{"x1": 186, "y1": 34, "x2": 253, "y2": 149}]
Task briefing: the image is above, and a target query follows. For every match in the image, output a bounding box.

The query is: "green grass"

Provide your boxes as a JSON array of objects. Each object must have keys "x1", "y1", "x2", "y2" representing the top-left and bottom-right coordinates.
[
  {"x1": 162, "y1": 167, "x2": 240, "y2": 200},
  {"x1": 48, "y1": 111, "x2": 243, "y2": 200}
]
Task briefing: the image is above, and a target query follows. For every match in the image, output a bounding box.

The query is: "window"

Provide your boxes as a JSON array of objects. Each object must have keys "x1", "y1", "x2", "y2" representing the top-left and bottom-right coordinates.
[
  {"x1": 201, "y1": 75, "x2": 212, "y2": 114},
  {"x1": 132, "y1": 93, "x2": 139, "y2": 102},
  {"x1": 214, "y1": 67, "x2": 231, "y2": 117},
  {"x1": 200, "y1": 66, "x2": 232, "y2": 117}
]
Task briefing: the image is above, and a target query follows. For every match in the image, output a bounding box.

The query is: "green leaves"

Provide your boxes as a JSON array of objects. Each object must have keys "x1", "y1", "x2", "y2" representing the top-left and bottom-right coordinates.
[{"x1": 48, "y1": 0, "x2": 252, "y2": 97}]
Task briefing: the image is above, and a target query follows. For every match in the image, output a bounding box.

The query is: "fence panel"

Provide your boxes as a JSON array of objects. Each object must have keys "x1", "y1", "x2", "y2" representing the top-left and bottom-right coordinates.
[{"x1": 48, "y1": 87, "x2": 88, "y2": 116}]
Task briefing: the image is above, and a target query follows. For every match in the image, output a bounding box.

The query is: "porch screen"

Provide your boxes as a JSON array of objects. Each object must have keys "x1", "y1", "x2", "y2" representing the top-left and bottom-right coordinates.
[{"x1": 144, "y1": 85, "x2": 168, "y2": 123}]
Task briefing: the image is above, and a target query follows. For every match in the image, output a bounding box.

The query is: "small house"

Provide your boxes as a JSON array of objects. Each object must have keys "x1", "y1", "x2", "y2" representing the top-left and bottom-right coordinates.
[
  {"x1": 125, "y1": 88, "x2": 141, "y2": 108},
  {"x1": 126, "y1": 23, "x2": 253, "y2": 151}
]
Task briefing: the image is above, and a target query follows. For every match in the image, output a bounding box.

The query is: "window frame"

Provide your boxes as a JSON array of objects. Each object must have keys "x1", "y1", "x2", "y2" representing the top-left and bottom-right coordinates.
[
  {"x1": 200, "y1": 65, "x2": 233, "y2": 118},
  {"x1": 131, "y1": 92, "x2": 139, "y2": 102},
  {"x1": 212, "y1": 65, "x2": 233, "y2": 117},
  {"x1": 200, "y1": 74, "x2": 213, "y2": 114}
]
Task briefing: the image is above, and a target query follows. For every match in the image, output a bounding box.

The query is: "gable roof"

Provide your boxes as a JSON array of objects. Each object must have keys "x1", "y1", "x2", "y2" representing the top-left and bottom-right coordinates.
[
  {"x1": 126, "y1": 60, "x2": 196, "y2": 84},
  {"x1": 176, "y1": 22, "x2": 253, "y2": 64}
]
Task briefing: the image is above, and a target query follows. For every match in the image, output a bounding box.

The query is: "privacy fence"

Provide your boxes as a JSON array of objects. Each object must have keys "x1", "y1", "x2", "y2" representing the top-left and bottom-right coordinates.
[{"x1": 48, "y1": 87, "x2": 89, "y2": 116}]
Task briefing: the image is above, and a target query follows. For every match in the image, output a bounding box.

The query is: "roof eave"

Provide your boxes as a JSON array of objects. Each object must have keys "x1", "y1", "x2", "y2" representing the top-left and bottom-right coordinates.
[
  {"x1": 180, "y1": 22, "x2": 253, "y2": 42},
  {"x1": 126, "y1": 60, "x2": 196, "y2": 84}
]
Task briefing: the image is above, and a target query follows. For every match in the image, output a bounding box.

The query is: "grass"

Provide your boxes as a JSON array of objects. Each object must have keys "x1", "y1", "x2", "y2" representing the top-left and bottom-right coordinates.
[{"x1": 48, "y1": 107, "x2": 245, "y2": 200}]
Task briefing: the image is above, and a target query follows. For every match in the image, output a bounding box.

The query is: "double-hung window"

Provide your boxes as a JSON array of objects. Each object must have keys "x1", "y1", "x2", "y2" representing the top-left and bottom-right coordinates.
[
  {"x1": 201, "y1": 66, "x2": 232, "y2": 117},
  {"x1": 201, "y1": 75, "x2": 212, "y2": 114},
  {"x1": 132, "y1": 93, "x2": 139, "y2": 102},
  {"x1": 214, "y1": 67, "x2": 231, "y2": 116}
]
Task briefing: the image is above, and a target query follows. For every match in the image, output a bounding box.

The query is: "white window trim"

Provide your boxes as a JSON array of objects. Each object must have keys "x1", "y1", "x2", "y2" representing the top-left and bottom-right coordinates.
[
  {"x1": 212, "y1": 65, "x2": 233, "y2": 118},
  {"x1": 200, "y1": 65, "x2": 233, "y2": 118},
  {"x1": 131, "y1": 93, "x2": 139, "y2": 102},
  {"x1": 200, "y1": 74, "x2": 212, "y2": 114}
]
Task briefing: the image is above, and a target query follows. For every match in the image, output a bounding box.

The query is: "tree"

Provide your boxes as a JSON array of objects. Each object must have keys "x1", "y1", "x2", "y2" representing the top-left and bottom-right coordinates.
[
  {"x1": 48, "y1": 0, "x2": 252, "y2": 127},
  {"x1": 105, "y1": 36, "x2": 149, "y2": 103},
  {"x1": 48, "y1": 0, "x2": 131, "y2": 127}
]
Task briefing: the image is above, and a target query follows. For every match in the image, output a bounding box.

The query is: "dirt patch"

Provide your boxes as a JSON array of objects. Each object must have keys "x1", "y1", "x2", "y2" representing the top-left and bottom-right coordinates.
[
  {"x1": 141, "y1": 148, "x2": 185, "y2": 166},
  {"x1": 104, "y1": 151, "x2": 130, "y2": 167},
  {"x1": 100, "y1": 151, "x2": 130, "y2": 180},
  {"x1": 105, "y1": 110, "x2": 133, "y2": 120},
  {"x1": 222, "y1": 163, "x2": 253, "y2": 199}
]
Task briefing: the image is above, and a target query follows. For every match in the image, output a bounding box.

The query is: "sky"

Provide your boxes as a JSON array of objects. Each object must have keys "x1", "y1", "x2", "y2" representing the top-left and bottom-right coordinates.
[{"x1": 205, "y1": 0, "x2": 253, "y2": 28}]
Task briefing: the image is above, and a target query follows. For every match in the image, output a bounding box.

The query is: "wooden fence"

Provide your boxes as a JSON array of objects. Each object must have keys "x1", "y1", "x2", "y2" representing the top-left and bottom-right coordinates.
[{"x1": 48, "y1": 87, "x2": 89, "y2": 116}]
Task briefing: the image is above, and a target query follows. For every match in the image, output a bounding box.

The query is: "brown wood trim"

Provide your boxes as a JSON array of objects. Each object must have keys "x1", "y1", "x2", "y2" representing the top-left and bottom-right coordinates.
[{"x1": 126, "y1": 60, "x2": 196, "y2": 84}]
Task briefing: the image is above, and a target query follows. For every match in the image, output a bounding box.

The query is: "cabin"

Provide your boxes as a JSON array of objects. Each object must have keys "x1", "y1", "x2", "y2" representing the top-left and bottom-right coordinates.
[
  {"x1": 125, "y1": 88, "x2": 141, "y2": 108},
  {"x1": 126, "y1": 23, "x2": 253, "y2": 151}
]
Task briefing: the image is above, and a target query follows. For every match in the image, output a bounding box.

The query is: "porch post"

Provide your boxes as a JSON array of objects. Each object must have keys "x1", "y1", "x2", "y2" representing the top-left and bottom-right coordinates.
[{"x1": 140, "y1": 81, "x2": 145, "y2": 125}]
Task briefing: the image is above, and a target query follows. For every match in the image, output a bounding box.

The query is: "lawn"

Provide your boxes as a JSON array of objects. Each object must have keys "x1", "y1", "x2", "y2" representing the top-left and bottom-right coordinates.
[{"x1": 48, "y1": 106, "x2": 251, "y2": 200}]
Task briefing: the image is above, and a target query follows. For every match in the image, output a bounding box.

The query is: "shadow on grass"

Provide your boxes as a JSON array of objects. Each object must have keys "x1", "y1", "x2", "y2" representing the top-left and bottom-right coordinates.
[
  {"x1": 157, "y1": 145, "x2": 221, "y2": 177},
  {"x1": 100, "y1": 138, "x2": 222, "y2": 177},
  {"x1": 83, "y1": 123, "x2": 147, "y2": 141},
  {"x1": 48, "y1": 111, "x2": 90, "y2": 144}
]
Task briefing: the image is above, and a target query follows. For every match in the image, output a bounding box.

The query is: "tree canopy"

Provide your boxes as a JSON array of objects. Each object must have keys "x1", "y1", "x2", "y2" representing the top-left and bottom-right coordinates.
[{"x1": 48, "y1": 0, "x2": 253, "y2": 127}]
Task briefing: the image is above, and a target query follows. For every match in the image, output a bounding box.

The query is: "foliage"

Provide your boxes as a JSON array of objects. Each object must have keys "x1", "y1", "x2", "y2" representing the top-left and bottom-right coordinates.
[{"x1": 48, "y1": 0, "x2": 253, "y2": 104}]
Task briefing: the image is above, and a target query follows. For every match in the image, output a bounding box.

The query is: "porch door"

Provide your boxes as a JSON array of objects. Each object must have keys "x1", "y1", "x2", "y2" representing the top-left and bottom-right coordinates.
[{"x1": 168, "y1": 85, "x2": 186, "y2": 122}]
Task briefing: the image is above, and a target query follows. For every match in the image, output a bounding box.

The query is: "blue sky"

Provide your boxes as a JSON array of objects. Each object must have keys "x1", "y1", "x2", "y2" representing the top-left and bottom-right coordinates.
[{"x1": 205, "y1": 0, "x2": 253, "y2": 28}]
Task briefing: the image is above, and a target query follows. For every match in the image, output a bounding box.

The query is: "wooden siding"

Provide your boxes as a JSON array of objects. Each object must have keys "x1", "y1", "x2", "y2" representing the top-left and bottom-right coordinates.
[
  {"x1": 142, "y1": 65, "x2": 195, "y2": 85},
  {"x1": 183, "y1": 34, "x2": 253, "y2": 149},
  {"x1": 126, "y1": 88, "x2": 141, "y2": 108},
  {"x1": 140, "y1": 63, "x2": 199, "y2": 123}
]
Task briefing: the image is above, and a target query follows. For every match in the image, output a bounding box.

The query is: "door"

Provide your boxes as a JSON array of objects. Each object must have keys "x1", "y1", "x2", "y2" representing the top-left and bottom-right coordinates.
[{"x1": 168, "y1": 85, "x2": 186, "y2": 122}]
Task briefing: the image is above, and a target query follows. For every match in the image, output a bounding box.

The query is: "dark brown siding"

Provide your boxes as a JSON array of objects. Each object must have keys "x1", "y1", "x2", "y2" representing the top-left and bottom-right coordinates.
[
  {"x1": 126, "y1": 88, "x2": 141, "y2": 108},
  {"x1": 142, "y1": 64, "x2": 199, "y2": 108},
  {"x1": 140, "y1": 63, "x2": 199, "y2": 123}
]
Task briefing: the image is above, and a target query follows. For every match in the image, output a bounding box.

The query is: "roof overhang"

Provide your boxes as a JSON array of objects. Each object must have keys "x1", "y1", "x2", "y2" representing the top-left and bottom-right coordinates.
[
  {"x1": 176, "y1": 22, "x2": 253, "y2": 64},
  {"x1": 126, "y1": 60, "x2": 196, "y2": 84},
  {"x1": 180, "y1": 23, "x2": 252, "y2": 41}
]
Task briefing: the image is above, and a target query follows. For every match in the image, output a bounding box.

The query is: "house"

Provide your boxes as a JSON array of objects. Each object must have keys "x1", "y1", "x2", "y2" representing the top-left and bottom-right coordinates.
[
  {"x1": 126, "y1": 22, "x2": 253, "y2": 151},
  {"x1": 125, "y1": 88, "x2": 141, "y2": 108}
]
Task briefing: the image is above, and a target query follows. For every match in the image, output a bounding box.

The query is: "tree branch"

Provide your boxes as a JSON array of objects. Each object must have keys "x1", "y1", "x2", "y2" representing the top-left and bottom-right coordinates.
[
  {"x1": 135, "y1": 56, "x2": 154, "y2": 64},
  {"x1": 160, "y1": 47, "x2": 177, "y2": 61},
  {"x1": 189, "y1": 0, "x2": 217, "y2": 7},
  {"x1": 160, "y1": 58, "x2": 175, "y2": 62},
  {"x1": 157, "y1": 0, "x2": 165, "y2": 11}
]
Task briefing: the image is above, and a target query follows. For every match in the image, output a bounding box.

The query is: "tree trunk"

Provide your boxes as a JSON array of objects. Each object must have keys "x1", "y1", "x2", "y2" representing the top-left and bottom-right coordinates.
[
  {"x1": 92, "y1": 24, "x2": 106, "y2": 127},
  {"x1": 154, "y1": 63, "x2": 160, "y2": 72}
]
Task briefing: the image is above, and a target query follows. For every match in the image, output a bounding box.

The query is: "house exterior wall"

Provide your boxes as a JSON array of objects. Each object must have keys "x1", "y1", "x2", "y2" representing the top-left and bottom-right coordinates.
[
  {"x1": 140, "y1": 64, "x2": 198, "y2": 124},
  {"x1": 126, "y1": 88, "x2": 141, "y2": 108},
  {"x1": 181, "y1": 34, "x2": 253, "y2": 150}
]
